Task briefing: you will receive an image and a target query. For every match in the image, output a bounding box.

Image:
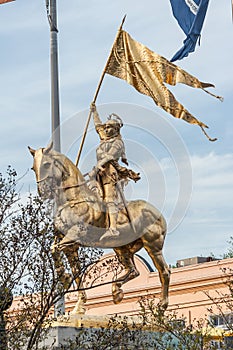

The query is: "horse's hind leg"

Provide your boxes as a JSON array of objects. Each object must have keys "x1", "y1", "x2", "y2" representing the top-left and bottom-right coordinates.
[
  {"x1": 113, "y1": 241, "x2": 142, "y2": 304},
  {"x1": 143, "y1": 242, "x2": 170, "y2": 310}
]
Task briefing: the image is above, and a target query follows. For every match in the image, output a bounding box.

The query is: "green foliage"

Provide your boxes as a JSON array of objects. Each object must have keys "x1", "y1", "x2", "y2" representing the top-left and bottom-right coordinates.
[
  {"x1": 0, "y1": 168, "x2": 103, "y2": 350},
  {"x1": 222, "y1": 237, "x2": 233, "y2": 259},
  {"x1": 136, "y1": 297, "x2": 219, "y2": 350}
]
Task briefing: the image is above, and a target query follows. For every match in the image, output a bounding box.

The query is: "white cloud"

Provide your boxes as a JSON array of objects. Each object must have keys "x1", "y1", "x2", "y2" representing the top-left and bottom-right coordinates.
[
  {"x1": 162, "y1": 152, "x2": 233, "y2": 263},
  {"x1": 191, "y1": 152, "x2": 233, "y2": 206}
]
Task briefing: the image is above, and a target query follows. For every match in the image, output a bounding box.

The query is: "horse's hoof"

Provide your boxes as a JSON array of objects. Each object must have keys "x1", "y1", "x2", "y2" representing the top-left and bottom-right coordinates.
[
  {"x1": 112, "y1": 289, "x2": 124, "y2": 304},
  {"x1": 71, "y1": 304, "x2": 86, "y2": 315}
]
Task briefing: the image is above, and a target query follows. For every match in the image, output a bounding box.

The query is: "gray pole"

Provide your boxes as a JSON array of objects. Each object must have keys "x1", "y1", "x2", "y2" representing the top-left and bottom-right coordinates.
[
  {"x1": 50, "y1": 0, "x2": 61, "y2": 152},
  {"x1": 49, "y1": 0, "x2": 65, "y2": 317}
]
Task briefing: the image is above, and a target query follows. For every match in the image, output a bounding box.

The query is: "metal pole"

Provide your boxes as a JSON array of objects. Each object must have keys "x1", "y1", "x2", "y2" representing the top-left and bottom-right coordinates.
[
  {"x1": 49, "y1": 0, "x2": 64, "y2": 317},
  {"x1": 232, "y1": 0, "x2": 233, "y2": 22},
  {"x1": 50, "y1": 0, "x2": 61, "y2": 152}
]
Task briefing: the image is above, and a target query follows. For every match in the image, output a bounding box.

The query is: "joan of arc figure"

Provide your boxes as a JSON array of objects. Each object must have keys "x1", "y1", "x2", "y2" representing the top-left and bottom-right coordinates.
[{"x1": 89, "y1": 103, "x2": 140, "y2": 241}]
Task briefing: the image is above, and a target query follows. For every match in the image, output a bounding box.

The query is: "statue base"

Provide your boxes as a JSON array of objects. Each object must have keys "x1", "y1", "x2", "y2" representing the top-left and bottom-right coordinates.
[
  {"x1": 39, "y1": 314, "x2": 109, "y2": 348},
  {"x1": 39, "y1": 313, "x2": 159, "y2": 348}
]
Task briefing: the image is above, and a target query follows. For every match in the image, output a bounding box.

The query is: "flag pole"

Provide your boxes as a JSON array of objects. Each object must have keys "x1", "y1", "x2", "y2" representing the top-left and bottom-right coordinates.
[
  {"x1": 47, "y1": 0, "x2": 64, "y2": 317},
  {"x1": 75, "y1": 15, "x2": 126, "y2": 167},
  {"x1": 49, "y1": 0, "x2": 61, "y2": 152},
  {"x1": 232, "y1": 0, "x2": 233, "y2": 22}
]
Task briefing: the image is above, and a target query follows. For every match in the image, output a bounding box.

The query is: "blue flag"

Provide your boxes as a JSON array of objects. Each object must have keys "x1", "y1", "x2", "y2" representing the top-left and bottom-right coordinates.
[{"x1": 170, "y1": 0, "x2": 209, "y2": 62}]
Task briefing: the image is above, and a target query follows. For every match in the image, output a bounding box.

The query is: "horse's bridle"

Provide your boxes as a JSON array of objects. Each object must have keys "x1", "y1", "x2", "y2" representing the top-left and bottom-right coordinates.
[
  {"x1": 37, "y1": 174, "x2": 89, "y2": 192},
  {"x1": 36, "y1": 155, "x2": 90, "y2": 192}
]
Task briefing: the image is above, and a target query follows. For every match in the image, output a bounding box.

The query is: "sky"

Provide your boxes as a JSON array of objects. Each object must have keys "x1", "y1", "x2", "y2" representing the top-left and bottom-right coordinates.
[{"x1": 0, "y1": 0, "x2": 233, "y2": 267}]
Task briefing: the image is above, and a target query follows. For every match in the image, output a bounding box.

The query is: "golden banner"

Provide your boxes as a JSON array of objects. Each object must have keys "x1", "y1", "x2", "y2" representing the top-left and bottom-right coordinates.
[{"x1": 106, "y1": 30, "x2": 222, "y2": 140}]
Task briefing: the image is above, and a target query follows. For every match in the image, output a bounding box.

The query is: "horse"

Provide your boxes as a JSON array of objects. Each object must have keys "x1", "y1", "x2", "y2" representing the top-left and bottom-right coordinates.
[{"x1": 28, "y1": 142, "x2": 170, "y2": 312}]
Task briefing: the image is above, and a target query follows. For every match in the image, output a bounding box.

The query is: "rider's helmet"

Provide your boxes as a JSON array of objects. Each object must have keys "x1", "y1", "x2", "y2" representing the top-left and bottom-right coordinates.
[{"x1": 105, "y1": 113, "x2": 123, "y2": 132}]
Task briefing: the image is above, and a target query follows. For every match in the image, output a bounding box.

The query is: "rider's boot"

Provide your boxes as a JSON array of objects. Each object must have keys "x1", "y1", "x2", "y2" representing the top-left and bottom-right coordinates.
[{"x1": 100, "y1": 202, "x2": 120, "y2": 241}]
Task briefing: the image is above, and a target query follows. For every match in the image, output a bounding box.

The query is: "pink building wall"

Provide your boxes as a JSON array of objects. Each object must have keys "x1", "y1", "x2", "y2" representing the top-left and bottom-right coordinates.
[
  {"x1": 10, "y1": 253, "x2": 233, "y2": 327},
  {"x1": 65, "y1": 254, "x2": 233, "y2": 324}
]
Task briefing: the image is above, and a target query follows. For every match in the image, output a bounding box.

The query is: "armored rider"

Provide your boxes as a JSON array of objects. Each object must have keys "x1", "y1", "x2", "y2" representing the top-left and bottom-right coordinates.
[{"x1": 89, "y1": 103, "x2": 140, "y2": 241}]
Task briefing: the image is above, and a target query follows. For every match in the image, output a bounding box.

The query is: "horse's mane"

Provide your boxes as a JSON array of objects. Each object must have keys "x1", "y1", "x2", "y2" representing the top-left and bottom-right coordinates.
[
  {"x1": 48, "y1": 149, "x2": 83, "y2": 178},
  {"x1": 48, "y1": 149, "x2": 97, "y2": 200}
]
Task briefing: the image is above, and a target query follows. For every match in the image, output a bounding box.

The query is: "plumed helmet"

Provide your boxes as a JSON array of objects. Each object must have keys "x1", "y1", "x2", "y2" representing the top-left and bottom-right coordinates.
[{"x1": 105, "y1": 113, "x2": 123, "y2": 130}]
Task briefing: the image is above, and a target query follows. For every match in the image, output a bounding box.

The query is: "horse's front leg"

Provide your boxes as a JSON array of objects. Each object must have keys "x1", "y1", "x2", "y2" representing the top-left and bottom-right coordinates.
[
  {"x1": 51, "y1": 237, "x2": 86, "y2": 314},
  {"x1": 54, "y1": 212, "x2": 88, "y2": 313},
  {"x1": 51, "y1": 235, "x2": 72, "y2": 290},
  {"x1": 62, "y1": 243, "x2": 87, "y2": 315}
]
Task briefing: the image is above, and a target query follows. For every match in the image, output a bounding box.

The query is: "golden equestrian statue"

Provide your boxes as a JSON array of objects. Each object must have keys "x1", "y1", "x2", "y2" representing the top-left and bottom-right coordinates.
[{"x1": 29, "y1": 110, "x2": 170, "y2": 312}]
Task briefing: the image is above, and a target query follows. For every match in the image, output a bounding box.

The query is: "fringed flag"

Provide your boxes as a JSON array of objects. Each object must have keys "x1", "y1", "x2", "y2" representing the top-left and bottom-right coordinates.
[{"x1": 106, "y1": 30, "x2": 222, "y2": 141}]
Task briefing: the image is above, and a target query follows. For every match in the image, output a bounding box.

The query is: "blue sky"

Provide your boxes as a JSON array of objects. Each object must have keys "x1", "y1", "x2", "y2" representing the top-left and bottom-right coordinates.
[{"x1": 0, "y1": 0, "x2": 233, "y2": 266}]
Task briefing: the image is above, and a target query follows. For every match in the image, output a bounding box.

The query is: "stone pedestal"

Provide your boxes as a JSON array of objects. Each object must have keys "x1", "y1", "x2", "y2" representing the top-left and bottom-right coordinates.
[
  {"x1": 39, "y1": 313, "x2": 153, "y2": 349},
  {"x1": 39, "y1": 314, "x2": 119, "y2": 348}
]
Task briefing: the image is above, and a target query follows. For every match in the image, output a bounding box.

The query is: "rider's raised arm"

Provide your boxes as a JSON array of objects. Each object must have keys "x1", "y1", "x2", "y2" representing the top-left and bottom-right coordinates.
[{"x1": 91, "y1": 103, "x2": 105, "y2": 140}]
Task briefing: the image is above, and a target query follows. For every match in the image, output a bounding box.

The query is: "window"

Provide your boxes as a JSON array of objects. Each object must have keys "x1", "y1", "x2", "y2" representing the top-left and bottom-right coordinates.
[{"x1": 209, "y1": 313, "x2": 233, "y2": 329}]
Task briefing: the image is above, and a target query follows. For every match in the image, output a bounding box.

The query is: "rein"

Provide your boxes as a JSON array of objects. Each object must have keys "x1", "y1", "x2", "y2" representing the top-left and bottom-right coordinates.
[
  {"x1": 37, "y1": 174, "x2": 90, "y2": 191},
  {"x1": 58, "y1": 179, "x2": 90, "y2": 191}
]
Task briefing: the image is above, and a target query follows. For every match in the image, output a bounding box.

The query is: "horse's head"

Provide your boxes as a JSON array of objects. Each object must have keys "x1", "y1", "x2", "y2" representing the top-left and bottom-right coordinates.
[{"x1": 28, "y1": 142, "x2": 72, "y2": 199}]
